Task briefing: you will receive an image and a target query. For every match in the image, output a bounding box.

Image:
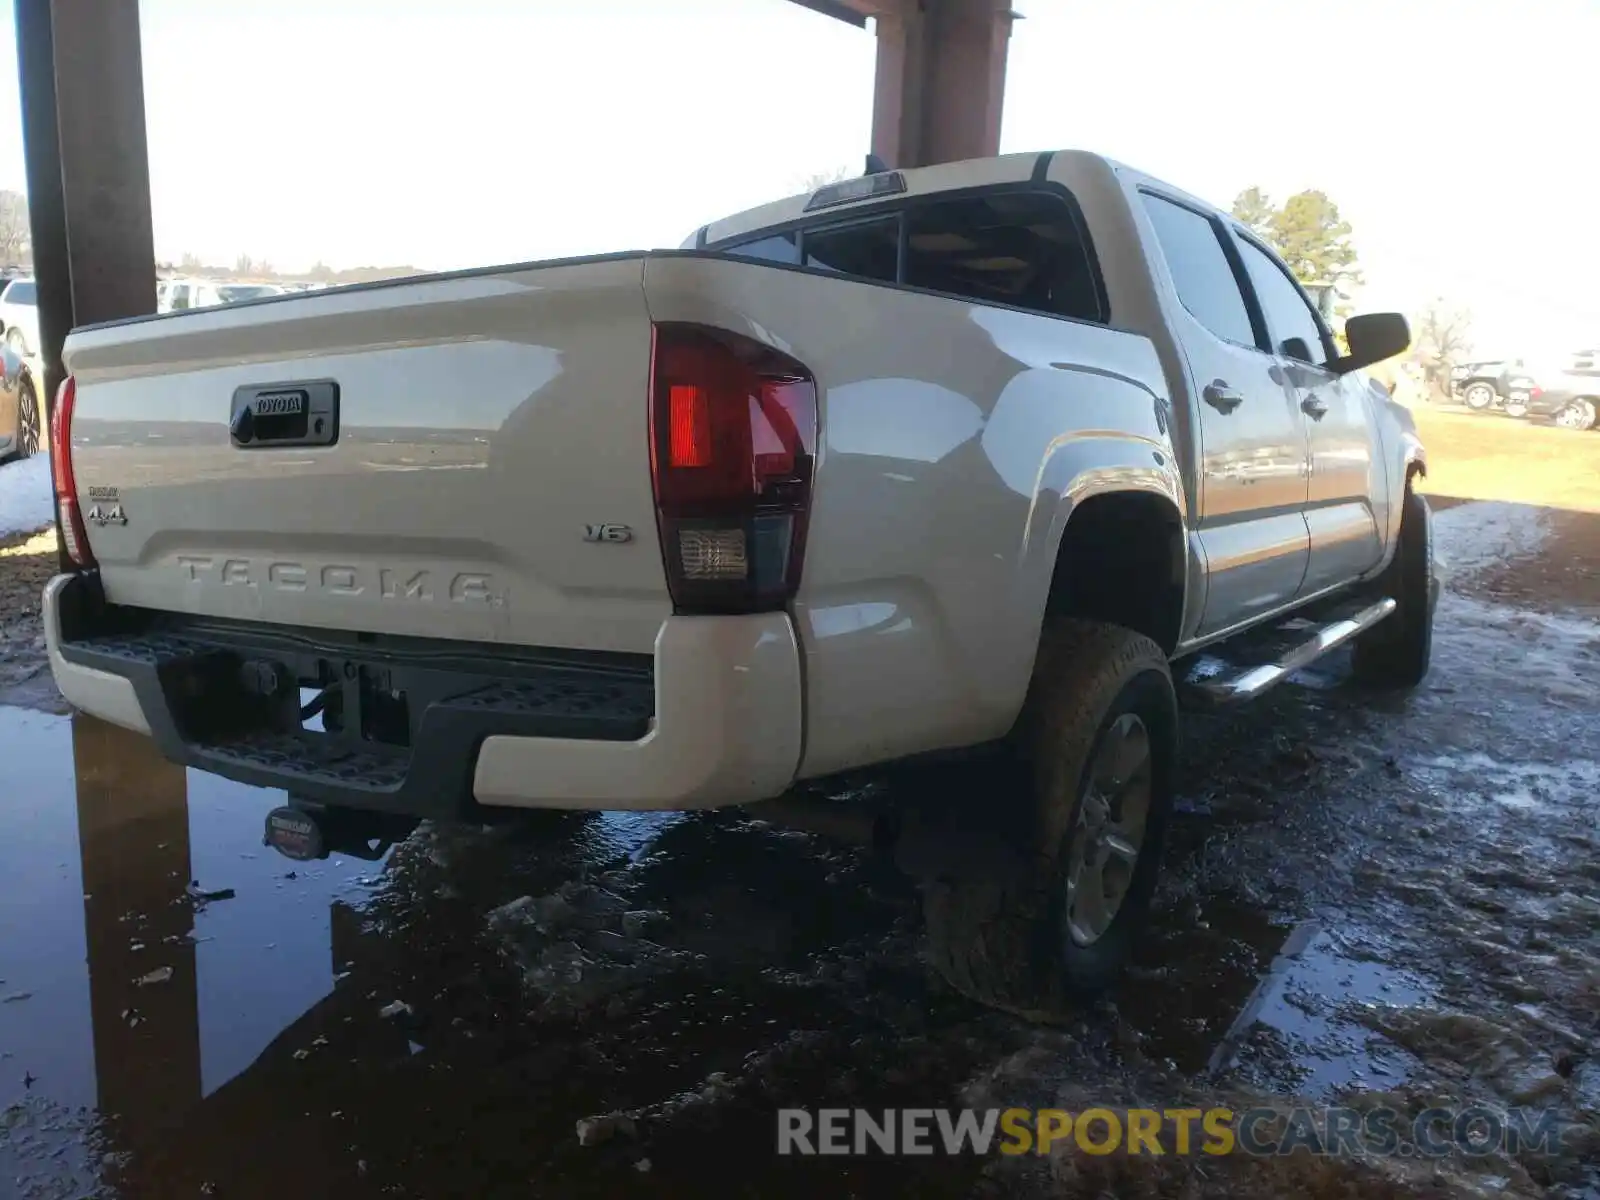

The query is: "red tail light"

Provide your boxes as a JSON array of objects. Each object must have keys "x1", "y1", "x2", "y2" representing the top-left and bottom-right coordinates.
[
  {"x1": 49, "y1": 374, "x2": 95, "y2": 569},
  {"x1": 648, "y1": 324, "x2": 817, "y2": 613}
]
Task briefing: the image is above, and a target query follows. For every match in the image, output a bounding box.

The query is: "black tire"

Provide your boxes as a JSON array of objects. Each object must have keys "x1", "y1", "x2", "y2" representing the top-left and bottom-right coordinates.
[
  {"x1": 923, "y1": 619, "x2": 1177, "y2": 1019},
  {"x1": 1352, "y1": 485, "x2": 1434, "y2": 688},
  {"x1": 1462, "y1": 382, "x2": 1495, "y2": 410},
  {"x1": 1554, "y1": 397, "x2": 1599, "y2": 432},
  {"x1": 14, "y1": 375, "x2": 39, "y2": 456}
]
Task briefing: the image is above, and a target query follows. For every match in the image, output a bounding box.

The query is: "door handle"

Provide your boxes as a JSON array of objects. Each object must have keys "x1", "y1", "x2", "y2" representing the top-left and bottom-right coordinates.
[
  {"x1": 1301, "y1": 396, "x2": 1329, "y2": 420},
  {"x1": 1203, "y1": 381, "x2": 1245, "y2": 414}
]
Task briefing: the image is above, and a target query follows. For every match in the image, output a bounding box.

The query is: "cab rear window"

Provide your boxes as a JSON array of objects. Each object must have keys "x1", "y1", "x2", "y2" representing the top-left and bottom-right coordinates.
[
  {"x1": 711, "y1": 187, "x2": 1107, "y2": 325},
  {"x1": 720, "y1": 232, "x2": 799, "y2": 266}
]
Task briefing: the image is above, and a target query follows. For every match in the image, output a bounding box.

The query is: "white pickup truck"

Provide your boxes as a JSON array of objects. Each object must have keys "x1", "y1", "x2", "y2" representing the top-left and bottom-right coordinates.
[{"x1": 43, "y1": 150, "x2": 1433, "y2": 1014}]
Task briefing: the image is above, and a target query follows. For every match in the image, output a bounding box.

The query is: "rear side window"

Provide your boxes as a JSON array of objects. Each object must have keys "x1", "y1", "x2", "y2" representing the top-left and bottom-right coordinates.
[
  {"x1": 712, "y1": 187, "x2": 1107, "y2": 324},
  {"x1": 1140, "y1": 194, "x2": 1255, "y2": 348},
  {"x1": 905, "y1": 192, "x2": 1104, "y2": 323},
  {"x1": 5, "y1": 280, "x2": 35, "y2": 305},
  {"x1": 803, "y1": 217, "x2": 899, "y2": 282}
]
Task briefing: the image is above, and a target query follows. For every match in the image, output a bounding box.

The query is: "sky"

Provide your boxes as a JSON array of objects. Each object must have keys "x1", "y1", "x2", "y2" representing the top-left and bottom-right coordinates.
[{"x1": 0, "y1": 0, "x2": 1593, "y2": 361}]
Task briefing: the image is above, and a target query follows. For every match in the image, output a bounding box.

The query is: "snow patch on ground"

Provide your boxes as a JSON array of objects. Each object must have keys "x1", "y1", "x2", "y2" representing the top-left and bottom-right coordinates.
[
  {"x1": 1440, "y1": 591, "x2": 1600, "y2": 709},
  {"x1": 1431, "y1": 499, "x2": 1549, "y2": 582},
  {"x1": 0, "y1": 455, "x2": 54, "y2": 538},
  {"x1": 1414, "y1": 752, "x2": 1600, "y2": 810}
]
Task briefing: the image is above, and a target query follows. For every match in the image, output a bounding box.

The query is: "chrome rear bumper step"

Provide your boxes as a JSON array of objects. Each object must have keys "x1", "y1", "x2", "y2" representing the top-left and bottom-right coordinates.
[{"x1": 1182, "y1": 597, "x2": 1398, "y2": 707}]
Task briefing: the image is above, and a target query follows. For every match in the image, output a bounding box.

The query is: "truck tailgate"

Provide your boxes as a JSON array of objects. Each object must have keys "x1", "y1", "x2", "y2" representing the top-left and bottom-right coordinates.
[{"x1": 62, "y1": 256, "x2": 671, "y2": 654}]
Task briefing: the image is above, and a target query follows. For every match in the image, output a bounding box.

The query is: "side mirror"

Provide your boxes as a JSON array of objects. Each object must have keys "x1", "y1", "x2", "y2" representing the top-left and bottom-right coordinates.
[{"x1": 1335, "y1": 312, "x2": 1411, "y2": 375}]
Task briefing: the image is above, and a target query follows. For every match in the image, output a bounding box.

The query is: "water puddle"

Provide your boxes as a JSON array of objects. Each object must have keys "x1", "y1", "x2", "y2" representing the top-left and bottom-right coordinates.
[{"x1": 1205, "y1": 923, "x2": 1429, "y2": 1097}]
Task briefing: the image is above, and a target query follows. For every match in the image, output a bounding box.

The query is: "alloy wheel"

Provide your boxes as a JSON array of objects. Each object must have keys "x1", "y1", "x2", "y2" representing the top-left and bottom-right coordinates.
[
  {"x1": 15, "y1": 378, "x2": 38, "y2": 455},
  {"x1": 1063, "y1": 712, "x2": 1153, "y2": 947},
  {"x1": 1555, "y1": 399, "x2": 1598, "y2": 431}
]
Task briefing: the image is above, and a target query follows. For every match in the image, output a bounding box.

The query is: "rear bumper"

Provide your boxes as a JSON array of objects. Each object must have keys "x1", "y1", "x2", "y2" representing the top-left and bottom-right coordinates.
[
  {"x1": 44, "y1": 573, "x2": 803, "y2": 814},
  {"x1": 1525, "y1": 393, "x2": 1578, "y2": 418}
]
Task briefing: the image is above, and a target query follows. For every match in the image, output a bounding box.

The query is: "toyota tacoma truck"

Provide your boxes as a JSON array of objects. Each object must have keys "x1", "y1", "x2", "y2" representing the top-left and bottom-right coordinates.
[{"x1": 42, "y1": 150, "x2": 1433, "y2": 1015}]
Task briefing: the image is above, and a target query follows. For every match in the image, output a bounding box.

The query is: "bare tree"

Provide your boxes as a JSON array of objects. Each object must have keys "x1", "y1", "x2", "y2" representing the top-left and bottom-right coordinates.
[
  {"x1": 0, "y1": 191, "x2": 30, "y2": 264},
  {"x1": 796, "y1": 166, "x2": 855, "y2": 193},
  {"x1": 1413, "y1": 298, "x2": 1473, "y2": 399}
]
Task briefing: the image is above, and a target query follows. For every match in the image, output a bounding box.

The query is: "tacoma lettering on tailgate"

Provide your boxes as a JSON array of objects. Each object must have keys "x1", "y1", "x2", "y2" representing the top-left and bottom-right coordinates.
[{"x1": 175, "y1": 557, "x2": 502, "y2": 604}]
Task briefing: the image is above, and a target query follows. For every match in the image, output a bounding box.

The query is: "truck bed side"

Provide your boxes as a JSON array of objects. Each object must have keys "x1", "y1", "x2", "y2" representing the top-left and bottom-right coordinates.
[{"x1": 640, "y1": 254, "x2": 1180, "y2": 778}]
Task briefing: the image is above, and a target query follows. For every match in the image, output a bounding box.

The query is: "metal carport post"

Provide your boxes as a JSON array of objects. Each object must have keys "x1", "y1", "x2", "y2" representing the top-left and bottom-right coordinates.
[
  {"x1": 791, "y1": 0, "x2": 1017, "y2": 170},
  {"x1": 14, "y1": 0, "x2": 157, "y2": 572}
]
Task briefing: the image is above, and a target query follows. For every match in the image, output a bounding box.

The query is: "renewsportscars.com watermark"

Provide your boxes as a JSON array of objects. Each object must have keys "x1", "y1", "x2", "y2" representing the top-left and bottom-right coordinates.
[{"x1": 777, "y1": 1106, "x2": 1573, "y2": 1159}]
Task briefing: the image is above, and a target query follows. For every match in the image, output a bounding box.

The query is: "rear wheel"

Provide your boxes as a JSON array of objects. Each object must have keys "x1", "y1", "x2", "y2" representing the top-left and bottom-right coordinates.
[
  {"x1": 14, "y1": 375, "x2": 39, "y2": 456},
  {"x1": 1554, "y1": 397, "x2": 1599, "y2": 431},
  {"x1": 1353, "y1": 484, "x2": 1434, "y2": 688},
  {"x1": 1504, "y1": 397, "x2": 1529, "y2": 419},
  {"x1": 923, "y1": 620, "x2": 1177, "y2": 1018},
  {"x1": 1462, "y1": 382, "x2": 1495, "y2": 410}
]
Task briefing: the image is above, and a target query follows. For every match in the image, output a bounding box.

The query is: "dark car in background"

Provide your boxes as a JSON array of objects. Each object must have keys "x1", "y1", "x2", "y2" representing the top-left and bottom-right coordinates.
[
  {"x1": 1452, "y1": 359, "x2": 1539, "y2": 414},
  {"x1": 1523, "y1": 367, "x2": 1600, "y2": 431}
]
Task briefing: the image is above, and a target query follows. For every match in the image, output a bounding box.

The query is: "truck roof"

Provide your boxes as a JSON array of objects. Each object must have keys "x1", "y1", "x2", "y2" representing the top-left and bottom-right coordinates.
[{"x1": 687, "y1": 149, "x2": 1214, "y2": 250}]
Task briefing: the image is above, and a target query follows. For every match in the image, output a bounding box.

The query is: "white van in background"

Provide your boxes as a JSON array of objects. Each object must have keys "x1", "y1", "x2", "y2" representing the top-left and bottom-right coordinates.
[
  {"x1": 156, "y1": 279, "x2": 228, "y2": 313},
  {"x1": 0, "y1": 276, "x2": 39, "y2": 355}
]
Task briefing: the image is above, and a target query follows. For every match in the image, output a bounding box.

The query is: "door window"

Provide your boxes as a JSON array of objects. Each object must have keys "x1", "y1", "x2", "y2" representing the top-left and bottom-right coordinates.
[
  {"x1": 1234, "y1": 237, "x2": 1331, "y2": 367},
  {"x1": 1140, "y1": 194, "x2": 1256, "y2": 348}
]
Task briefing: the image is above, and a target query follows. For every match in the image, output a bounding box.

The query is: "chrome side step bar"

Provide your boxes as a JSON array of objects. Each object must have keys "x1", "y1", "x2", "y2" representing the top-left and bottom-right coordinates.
[{"x1": 1183, "y1": 597, "x2": 1398, "y2": 707}]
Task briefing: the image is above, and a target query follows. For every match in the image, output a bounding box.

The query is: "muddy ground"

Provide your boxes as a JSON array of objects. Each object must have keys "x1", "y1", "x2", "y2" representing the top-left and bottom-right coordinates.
[
  {"x1": 0, "y1": 528, "x2": 59, "y2": 710},
  {"x1": 0, "y1": 413, "x2": 1596, "y2": 1198}
]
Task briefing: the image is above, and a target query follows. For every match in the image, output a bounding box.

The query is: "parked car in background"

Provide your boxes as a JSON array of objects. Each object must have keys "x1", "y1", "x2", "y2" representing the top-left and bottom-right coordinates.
[
  {"x1": 1522, "y1": 369, "x2": 1600, "y2": 430},
  {"x1": 0, "y1": 341, "x2": 40, "y2": 461},
  {"x1": 156, "y1": 279, "x2": 230, "y2": 314},
  {"x1": 1452, "y1": 359, "x2": 1538, "y2": 414},
  {"x1": 0, "y1": 276, "x2": 39, "y2": 356},
  {"x1": 216, "y1": 283, "x2": 287, "y2": 304},
  {"x1": 45, "y1": 149, "x2": 1430, "y2": 1014}
]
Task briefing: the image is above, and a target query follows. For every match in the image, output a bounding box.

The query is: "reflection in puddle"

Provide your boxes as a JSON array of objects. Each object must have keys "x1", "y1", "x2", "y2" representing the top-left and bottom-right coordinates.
[{"x1": 1206, "y1": 924, "x2": 1428, "y2": 1097}]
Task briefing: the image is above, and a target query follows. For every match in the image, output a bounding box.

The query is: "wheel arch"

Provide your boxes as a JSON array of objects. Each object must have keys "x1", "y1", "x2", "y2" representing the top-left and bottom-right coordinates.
[{"x1": 1040, "y1": 485, "x2": 1189, "y2": 657}]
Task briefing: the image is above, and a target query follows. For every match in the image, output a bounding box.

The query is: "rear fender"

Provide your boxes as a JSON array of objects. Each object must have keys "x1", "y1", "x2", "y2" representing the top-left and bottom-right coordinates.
[{"x1": 1019, "y1": 432, "x2": 1189, "y2": 654}]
